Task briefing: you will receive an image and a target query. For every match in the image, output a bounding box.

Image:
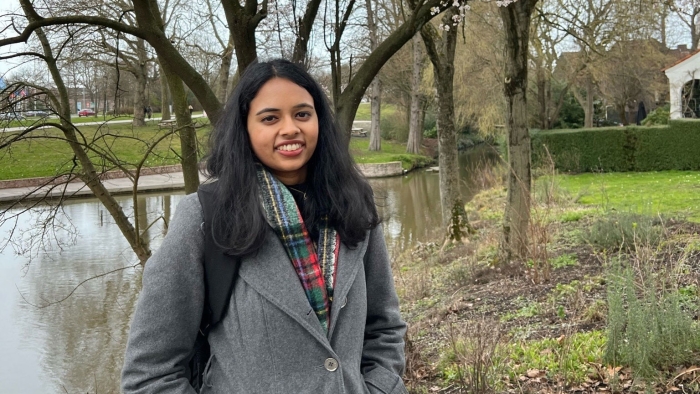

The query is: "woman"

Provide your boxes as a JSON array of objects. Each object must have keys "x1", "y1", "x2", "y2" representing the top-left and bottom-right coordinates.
[{"x1": 121, "y1": 59, "x2": 407, "y2": 394}]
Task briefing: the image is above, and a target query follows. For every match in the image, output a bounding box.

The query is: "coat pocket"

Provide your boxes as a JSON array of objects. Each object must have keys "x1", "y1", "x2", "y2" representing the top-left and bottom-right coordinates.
[{"x1": 363, "y1": 365, "x2": 408, "y2": 394}]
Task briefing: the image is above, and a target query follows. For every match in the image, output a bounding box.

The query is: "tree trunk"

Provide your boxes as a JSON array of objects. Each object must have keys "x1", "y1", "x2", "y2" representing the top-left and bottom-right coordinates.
[
  {"x1": 368, "y1": 78, "x2": 382, "y2": 151},
  {"x1": 407, "y1": 33, "x2": 424, "y2": 154},
  {"x1": 159, "y1": 61, "x2": 171, "y2": 120},
  {"x1": 536, "y1": 63, "x2": 547, "y2": 129},
  {"x1": 584, "y1": 75, "x2": 594, "y2": 128},
  {"x1": 291, "y1": 0, "x2": 322, "y2": 66},
  {"x1": 421, "y1": 9, "x2": 467, "y2": 240},
  {"x1": 161, "y1": 61, "x2": 200, "y2": 194},
  {"x1": 365, "y1": 0, "x2": 382, "y2": 151},
  {"x1": 31, "y1": 24, "x2": 151, "y2": 264},
  {"x1": 692, "y1": 14, "x2": 699, "y2": 51},
  {"x1": 222, "y1": 0, "x2": 267, "y2": 77},
  {"x1": 217, "y1": 34, "x2": 235, "y2": 103},
  {"x1": 499, "y1": 0, "x2": 537, "y2": 261},
  {"x1": 133, "y1": 74, "x2": 147, "y2": 126},
  {"x1": 132, "y1": 39, "x2": 148, "y2": 126}
]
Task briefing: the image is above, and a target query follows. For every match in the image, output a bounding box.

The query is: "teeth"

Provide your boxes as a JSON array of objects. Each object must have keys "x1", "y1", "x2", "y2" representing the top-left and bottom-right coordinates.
[{"x1": 277, "y1": 143, "x2": 302, "y2": 151}]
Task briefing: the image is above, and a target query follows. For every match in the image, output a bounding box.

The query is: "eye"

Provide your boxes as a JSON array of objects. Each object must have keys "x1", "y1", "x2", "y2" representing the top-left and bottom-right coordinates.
[
  {"x1": 261, "y1": 115, "x2": 277, "y2": 123},
  {"x1": 296, "y1": 111, "x2": 312, "y2": 120}
]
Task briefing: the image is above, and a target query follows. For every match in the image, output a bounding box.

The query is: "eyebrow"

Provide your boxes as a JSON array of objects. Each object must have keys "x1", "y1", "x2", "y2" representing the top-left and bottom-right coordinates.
[{"x1": 255, "y1": 103, "x2": 314, "y2": 116}]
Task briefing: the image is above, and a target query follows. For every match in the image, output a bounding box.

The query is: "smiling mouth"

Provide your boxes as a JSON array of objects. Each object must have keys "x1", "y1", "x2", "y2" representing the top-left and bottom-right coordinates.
[{"x1": 276, "y1": 143, "x2": 303, "y2": 151}]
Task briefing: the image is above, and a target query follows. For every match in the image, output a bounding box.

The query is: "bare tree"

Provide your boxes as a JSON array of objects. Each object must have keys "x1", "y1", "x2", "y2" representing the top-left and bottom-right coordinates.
[
  {"x1": 366, "y1": 0, "x2": 382, "y2": 151},
  {"x1": 421, "y1": 7, "x2": 469, "y2": 241},
  {"x1": 499, "y1": 0, "x2": 538, "y2": 261},
  {"x1": 406, "y1": 33, "x2": 425, "y2": 154}
]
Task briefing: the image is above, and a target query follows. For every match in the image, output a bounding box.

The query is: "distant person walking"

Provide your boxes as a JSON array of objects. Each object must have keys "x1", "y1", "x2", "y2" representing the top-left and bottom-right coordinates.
[
  {"x1": 188, "y1": 104, "x2": 193, "y2": 115},
  {"x1": 147, "y1": 106, "x2": 152, "y2": 120}
]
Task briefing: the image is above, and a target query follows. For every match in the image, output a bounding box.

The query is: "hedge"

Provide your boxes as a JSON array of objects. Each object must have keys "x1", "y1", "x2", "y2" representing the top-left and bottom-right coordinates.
[{"x1": 531, "y1": 120, "x2": 700, "y2": 172}]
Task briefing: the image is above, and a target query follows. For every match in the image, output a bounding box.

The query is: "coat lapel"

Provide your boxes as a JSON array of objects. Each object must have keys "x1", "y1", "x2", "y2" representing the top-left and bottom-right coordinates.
[
  {"x1": 327, "y1": 235, "x2": 368, "y2": 338},
  {"x1": 238, "y1": 230, "x2": 330, "y2": 345}
]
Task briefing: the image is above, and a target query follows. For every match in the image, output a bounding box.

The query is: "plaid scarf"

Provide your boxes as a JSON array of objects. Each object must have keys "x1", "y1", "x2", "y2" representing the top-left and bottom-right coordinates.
[{"x1": 257, "y1": 166, "x2": 340, "y2": 333}]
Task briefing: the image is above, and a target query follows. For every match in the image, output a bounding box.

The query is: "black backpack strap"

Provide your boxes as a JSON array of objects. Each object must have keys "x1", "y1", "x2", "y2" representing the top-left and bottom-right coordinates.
[
  {"x1": 190, "y1": 182, "x2": 240, "y2": 391},
  {"x1": 197, "y1": 182, "x2": 240, "y2": 328}
]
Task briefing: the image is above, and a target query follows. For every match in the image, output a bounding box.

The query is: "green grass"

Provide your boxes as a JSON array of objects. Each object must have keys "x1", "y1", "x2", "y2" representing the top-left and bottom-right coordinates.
[
  {"x1": 0, "y1": 122, "x2": 209, "y2": 180},
  {"x1": 354, "y1": 103, "x2": 398, "y2": 121},
  {"x1": 349, "y1": 137, "x2": 433, "y2": 170},
  {"x1": 0, "y1": 120, "x2": 432, "y2": 180},
  {"x1": 553, "y1": 171, "x2": 700, "y2": 222},
  {"x1": 507, "y1": 330, "x2": 607, "y2": 385}
]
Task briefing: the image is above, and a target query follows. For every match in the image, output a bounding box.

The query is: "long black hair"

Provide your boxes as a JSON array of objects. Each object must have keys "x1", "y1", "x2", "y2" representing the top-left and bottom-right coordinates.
[{"x1": 204, "y1": 59, "x2": 380, "y2": 256}]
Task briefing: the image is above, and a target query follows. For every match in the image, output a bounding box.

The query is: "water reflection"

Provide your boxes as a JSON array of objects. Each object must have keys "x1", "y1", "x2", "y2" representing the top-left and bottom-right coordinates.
[
  {"x1": 0, "y1": 194, "x2": 182, "y2": 393},
  {"x1": 371, "y1": 144, "x2": 501, "y2": 252},
  {"x1": 0, "y1": 146, "x2": 500, "y2": 393}
]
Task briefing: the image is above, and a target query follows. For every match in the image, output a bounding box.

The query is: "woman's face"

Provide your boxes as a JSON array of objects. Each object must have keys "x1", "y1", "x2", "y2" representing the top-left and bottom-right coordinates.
[{"x1": 247, "y1": 78, "x2": 319, "y2": 185}]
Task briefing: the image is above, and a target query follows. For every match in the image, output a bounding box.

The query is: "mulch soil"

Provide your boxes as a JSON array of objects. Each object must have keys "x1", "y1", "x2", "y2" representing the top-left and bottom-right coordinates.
[{"x1": 400, "y1": 219, "x2": 700, "y2": 394}]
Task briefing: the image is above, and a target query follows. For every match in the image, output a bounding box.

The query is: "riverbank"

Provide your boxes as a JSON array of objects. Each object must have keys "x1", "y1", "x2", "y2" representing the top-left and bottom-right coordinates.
[{"x1": 400, "y1": 169, "x2": 700, "y2": 393}]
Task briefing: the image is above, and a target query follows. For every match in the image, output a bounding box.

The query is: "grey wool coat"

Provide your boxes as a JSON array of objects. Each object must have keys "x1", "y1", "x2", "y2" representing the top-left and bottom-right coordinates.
[{"x1": 121, "y1": 193, "x2": 408, "y2": 394}]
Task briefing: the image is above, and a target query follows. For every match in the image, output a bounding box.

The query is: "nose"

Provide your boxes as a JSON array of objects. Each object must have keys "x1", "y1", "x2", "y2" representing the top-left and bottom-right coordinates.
[{"x1": 279, "y1": 114, "x2": 300, "y2": 136}]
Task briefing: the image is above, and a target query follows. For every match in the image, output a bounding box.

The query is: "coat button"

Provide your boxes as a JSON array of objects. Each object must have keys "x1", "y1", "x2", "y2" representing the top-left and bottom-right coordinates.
[
  {"x1": 324, "y1": 357, "x2": 338, "y2": 372},
  {"x1": 340, "y1": 296, "x2": 348, "y2": 308}
]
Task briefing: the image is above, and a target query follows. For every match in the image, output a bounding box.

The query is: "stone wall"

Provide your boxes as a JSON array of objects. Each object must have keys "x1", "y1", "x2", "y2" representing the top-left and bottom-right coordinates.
[
  {"x1": 356, "y1": 161, "x2": 404, "y2": 178},
  {"x1": 0, "y1": 162, "x2": 405, "y2": 190}
]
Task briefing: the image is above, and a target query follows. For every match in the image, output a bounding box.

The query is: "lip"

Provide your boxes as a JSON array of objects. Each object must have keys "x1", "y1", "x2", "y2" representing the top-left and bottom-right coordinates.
[{"x1": 275, "y1": 140, "x2": 305, "y2": 157}]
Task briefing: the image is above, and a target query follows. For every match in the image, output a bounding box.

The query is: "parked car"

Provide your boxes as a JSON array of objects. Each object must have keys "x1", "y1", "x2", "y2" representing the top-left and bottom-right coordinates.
[
  {"x1": 78, "y1": 108, "x2": 96, "y2": 117},
  {"x1": 25, "y1": 110, "x2": 49, "y2": 117},
  {"x1": 0, "y1": 112, "x2": 25, "y2": 121}
]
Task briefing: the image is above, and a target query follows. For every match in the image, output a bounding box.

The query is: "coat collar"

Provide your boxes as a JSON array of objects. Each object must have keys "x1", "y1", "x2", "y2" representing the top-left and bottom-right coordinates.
[{"x1": 238, "y1": 228, "x2": 367, "y2": 346}]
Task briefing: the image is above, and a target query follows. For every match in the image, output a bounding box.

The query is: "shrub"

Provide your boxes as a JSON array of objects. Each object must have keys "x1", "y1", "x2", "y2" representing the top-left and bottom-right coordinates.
[
  {"x1": 532, "y1": 120, "x2": 700, "y2": 172},
  {"x1": 642, "y1": 104, "x2": 670, "y2": 126},
  {"x1": 581, "y1": 212, "x2": 663, "y2": 250},
  {"x1": 380, "y1": 110, "x2": 408, "y2": 142},
  {"x1": 604, "y1": 260, "x2": 700, "y2": 378}
]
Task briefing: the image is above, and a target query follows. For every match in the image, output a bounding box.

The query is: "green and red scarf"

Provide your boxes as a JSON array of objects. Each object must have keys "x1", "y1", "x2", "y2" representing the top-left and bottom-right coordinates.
[{"x1": 257, "y1": 166, "x2": 340, "y2": 333}]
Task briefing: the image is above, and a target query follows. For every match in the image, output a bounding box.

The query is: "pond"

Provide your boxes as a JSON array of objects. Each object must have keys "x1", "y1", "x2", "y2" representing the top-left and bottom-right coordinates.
[{"x1": 0, "y1": 145, "x2": 500, "y2": 393}]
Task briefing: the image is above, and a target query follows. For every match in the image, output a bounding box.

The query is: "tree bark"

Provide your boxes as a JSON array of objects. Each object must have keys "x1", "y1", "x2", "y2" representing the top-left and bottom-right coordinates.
[
  {"x1": 366, "y1": 0, "x2": 382, "y2": 151},
  {"x1": 499, "y1": 0, "x2": 537, "y2": 261},
  {"x1": 161, "y1": 63, "x2": 200, "y2": 194},
  {"x1": 292, "y1": 0, "x2": 322, "y2": 66},
  {"x1": 585, "y1": 75, "x2": 594, "y2": 128},
  {"x1": 132, "y1": 38, "x2": 148, "y2": 127},
  {"x1": 407, "y1": 33, "x2": 425, "y2": 154},
  {"x1": 368, "y1": 78, "x2": 382, "y2": 150},
  {"x1": 221, "y1": 0, "x2": 267, "y2": 77},
  {"x1": 159, "y1": 60, "x2": 171, "y2": 120},
  {"x1": 421, "y1": 9, "x2": 466, "y2": 239},
  {"x1": 217, "y1": 34, "x2": 235, "y2": 103}
]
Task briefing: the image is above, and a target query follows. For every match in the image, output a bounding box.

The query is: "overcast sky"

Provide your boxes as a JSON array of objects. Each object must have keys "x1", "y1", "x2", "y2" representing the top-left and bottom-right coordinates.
[{"x1": 0, "y1": 0, "x2": 23, "y2": 77}]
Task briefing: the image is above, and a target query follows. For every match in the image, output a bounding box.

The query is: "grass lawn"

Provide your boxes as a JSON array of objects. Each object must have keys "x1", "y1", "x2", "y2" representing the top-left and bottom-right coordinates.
[
  {"x1": 349, "y1": 137, "x2": 433, "y2": 170},
  {"x1": 0, "y1": 122, "x2": 210, "y2": 180},
  {"x1": 0, "y1": 120, "x2": 432, "y2": 180},
  {"x1": 552, "y1": 171, "x2": 700, "y2": 222},
  {"x1": 354, "y1": 103, "x2": 398, "y2": 121}
]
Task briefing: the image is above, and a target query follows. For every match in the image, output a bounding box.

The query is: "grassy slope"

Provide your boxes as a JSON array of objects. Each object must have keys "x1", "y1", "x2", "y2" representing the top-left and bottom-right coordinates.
[{"x1": 349, "y1": 137, "x2": 432, "y2": 170}]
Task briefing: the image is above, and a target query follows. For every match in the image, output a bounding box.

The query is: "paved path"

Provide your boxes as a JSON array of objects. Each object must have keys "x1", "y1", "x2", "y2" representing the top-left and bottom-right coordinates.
[
  {"x1": 0, "y1": 171, "x2": 208, "y2": 203},
  {"x1": 1, "y1": 114, "x2": 206, "y2": 133}
]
